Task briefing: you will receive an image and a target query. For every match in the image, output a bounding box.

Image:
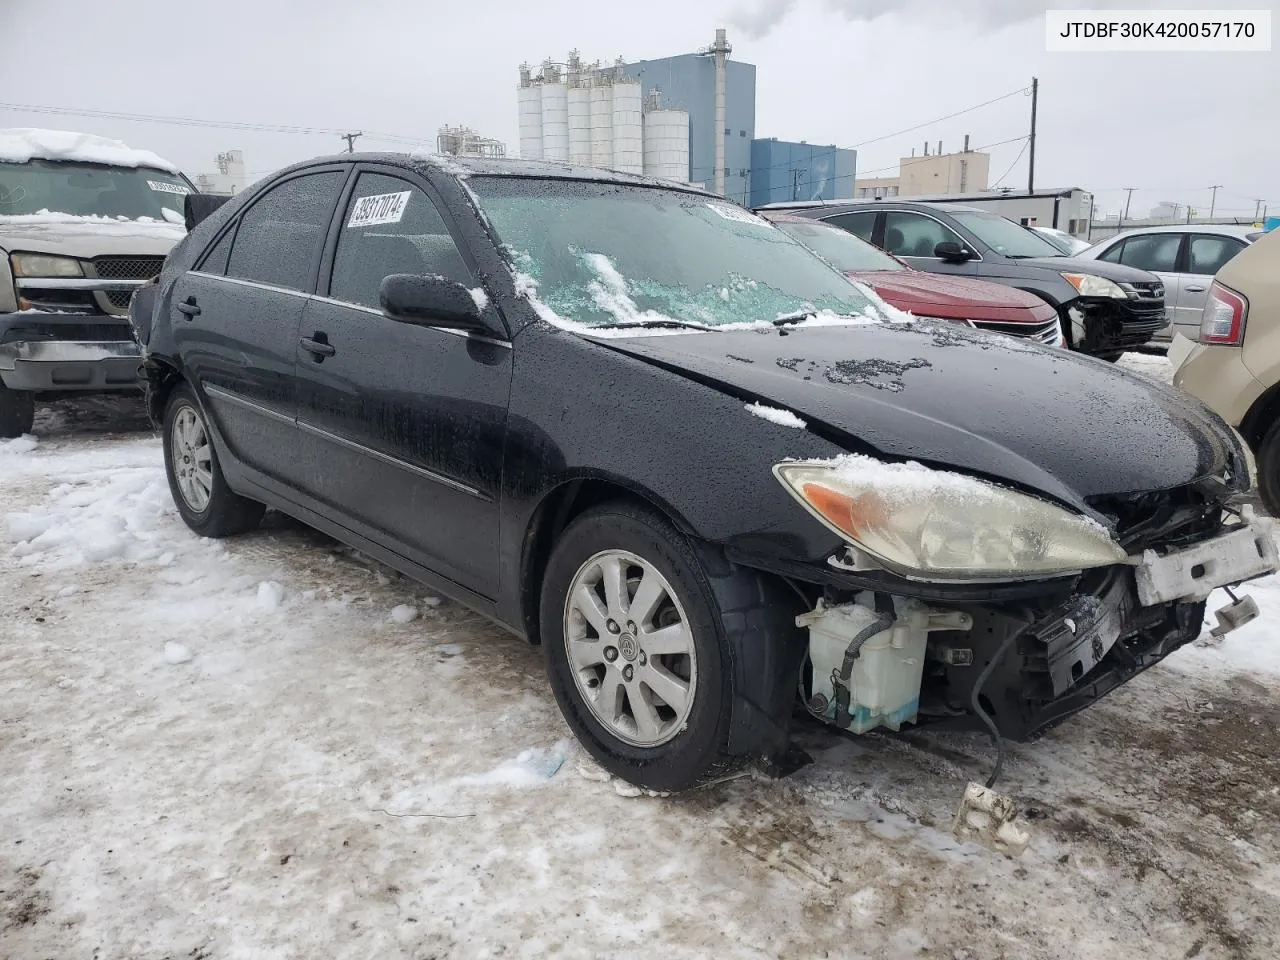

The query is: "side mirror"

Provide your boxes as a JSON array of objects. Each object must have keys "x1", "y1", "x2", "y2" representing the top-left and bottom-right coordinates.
[
  {"x1": 934, "y1": 241, "x2": 973, "y2": 262},
  {"x1": 184, "y1": 193, "x2": 232, "y2": 231},
  {"x1": 379, "y1": 274, "x2": 486, "y2": 331}
]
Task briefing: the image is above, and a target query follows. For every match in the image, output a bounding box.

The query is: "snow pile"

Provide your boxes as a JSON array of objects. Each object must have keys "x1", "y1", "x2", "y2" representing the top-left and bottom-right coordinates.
[
  {"x1": 382, "y1": 739, "x2": 576, "y2": 815},
  {"x1": 468, "y1": 286, "x2": 489, "y2": 311},
  {"x1": 163, "y1": 642, "x2": 193, "y2": 665},
  {"x1": 389, "y1": 603, "x2": 419, "y2": 623},
  {"x1": 0, "y1": 435, "x2": 38, "y2": 455},
  {"x1": 745, "y1": 402, "x2": 806, "y2": 429},
  {"x1": 256, "y1": 581, "x2": 285, "y2": 610},
  {"x1": 0, "y1": 127, "x2": 180, "y2": 172}
]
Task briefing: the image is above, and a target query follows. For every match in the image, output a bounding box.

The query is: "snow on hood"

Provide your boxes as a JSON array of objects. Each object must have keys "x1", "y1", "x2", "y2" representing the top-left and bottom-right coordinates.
[
  {"x1": 0, "y1": 210, "x2": 186, "y2": 258},
  {"x1": 0, "y1": 128, "x2": 180, "y2": 173}
]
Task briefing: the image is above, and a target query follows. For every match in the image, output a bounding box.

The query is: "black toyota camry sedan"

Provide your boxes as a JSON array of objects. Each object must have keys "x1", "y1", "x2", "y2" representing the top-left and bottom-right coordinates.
[{"x1": 128, "y1": 154, "x2": 1276, "y2": 793}]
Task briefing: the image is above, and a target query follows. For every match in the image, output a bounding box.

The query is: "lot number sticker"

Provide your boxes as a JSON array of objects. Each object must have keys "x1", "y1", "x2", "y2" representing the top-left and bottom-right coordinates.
[
  {"x1": 348, "y1": 191, "x2": 412, "y2": 228},
  {"x1": 147, "y1": 180, "x2": 192, "y2": 196}
]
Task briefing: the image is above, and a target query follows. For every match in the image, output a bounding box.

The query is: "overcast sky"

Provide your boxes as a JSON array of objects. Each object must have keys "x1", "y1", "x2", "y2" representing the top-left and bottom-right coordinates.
[{"x1": 4, "y1": 0, "x2": 1277, "y2": 219}]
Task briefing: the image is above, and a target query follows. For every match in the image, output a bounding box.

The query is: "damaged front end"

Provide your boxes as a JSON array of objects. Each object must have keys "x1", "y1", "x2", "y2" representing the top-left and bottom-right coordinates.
[{"x1": 769, "y1": 454, "x2": 1276, "y2": 853}]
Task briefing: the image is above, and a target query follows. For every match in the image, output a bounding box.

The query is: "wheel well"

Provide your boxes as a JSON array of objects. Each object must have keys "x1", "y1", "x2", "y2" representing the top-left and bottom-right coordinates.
[
  {"x1": 140, "y1": 357, "x2": 183, "y2": 428},
  {"x1": 1240, "y1": 381, "x2": 1280, "y2": 449},
  {"x1": 518, "y1": 478, "x2": 695, "y2": 645}
]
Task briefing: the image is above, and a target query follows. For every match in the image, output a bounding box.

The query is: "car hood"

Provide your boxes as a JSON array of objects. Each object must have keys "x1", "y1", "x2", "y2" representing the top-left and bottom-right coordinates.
[
  {"x1": 594, "y1": 320, "x2": 1238, "y2": 510},
  {"x1": 1013, "y1": 254, "x2": 1160, "y2": 285},
  {"x1": 849, "y1": 270, "x2": 1045, "y2": 312},
  {"x1": 0, "y1": 214, "x2": 186, "y2": 258}
]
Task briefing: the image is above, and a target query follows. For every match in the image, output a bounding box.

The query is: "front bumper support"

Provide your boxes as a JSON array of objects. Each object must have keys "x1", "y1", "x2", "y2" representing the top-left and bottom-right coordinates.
[
  {"x1": 1134, "y1": 521, "x2": 1279, "y2": 604},
  {"x1": 0, "y1": 338, "x2": 141, "y2": 392}
]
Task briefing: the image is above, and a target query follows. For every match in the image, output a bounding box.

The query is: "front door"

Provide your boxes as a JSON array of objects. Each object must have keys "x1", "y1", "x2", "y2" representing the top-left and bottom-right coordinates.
[
  {"x1": 293, "y1": 169, "x2": 511, "y2": 597},
  {"x1": 171, "y1": 168, "x2": 345, "y2": 482},
  {"x1": 881, "y1": 211, "x2": 978, "y2": 277}
]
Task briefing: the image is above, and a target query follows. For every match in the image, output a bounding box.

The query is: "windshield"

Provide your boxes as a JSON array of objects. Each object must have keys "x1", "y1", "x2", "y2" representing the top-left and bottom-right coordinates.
[
  {"x1": 0, "y1": 159, "x2": 192, "y2": 221},
  {"x1": 773, "y1": 219, "x2": 906, "y2": 273},
  {"x1": 468, "y1": 177, "x2": 877, "y2": 328},
  {"x1": 950, "y1": 211, "x2": 1065, "y2": 258}
]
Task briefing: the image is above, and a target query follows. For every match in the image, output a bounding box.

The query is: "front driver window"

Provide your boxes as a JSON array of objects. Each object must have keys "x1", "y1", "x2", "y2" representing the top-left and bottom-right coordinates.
[
  {"x1": 883, "y1": 212, "x2": 963, "y2": 258},
  {"x1": 328, "y1": 173, "x2": 472, "y2": 309}
]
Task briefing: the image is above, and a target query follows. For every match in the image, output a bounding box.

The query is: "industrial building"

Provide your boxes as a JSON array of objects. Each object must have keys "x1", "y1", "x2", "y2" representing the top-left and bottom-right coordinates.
[
  {"x1": 854, "y1": 140, "x2": 991, "y2": 199},
  {"x1": 437, "y1": 125, "x2": 506, "y2": 159},
  {"x1": 515, "y1": 28, "x2": 855, "y2": 205},
  {"x1": 194, "y1": 150, "x2": 247, "y2": 196},
  {"x1": 749, "y1": 139, "x2": 856, "y2": 208}
]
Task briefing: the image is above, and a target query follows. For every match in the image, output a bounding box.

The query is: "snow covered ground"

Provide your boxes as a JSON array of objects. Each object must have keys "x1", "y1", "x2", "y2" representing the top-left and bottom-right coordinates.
[{"x1": 3, "y1": 359, "x2": 1279, "y2": 959}]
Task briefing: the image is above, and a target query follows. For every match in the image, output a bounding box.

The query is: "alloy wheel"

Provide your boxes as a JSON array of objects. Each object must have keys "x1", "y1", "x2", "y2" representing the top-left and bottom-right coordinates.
[
  {"x1": 563, "y1": 549, "x2": 698, "y2": 747},
  {"x1": 171, "y1": 404, "x2": 213, "y2": 513}
]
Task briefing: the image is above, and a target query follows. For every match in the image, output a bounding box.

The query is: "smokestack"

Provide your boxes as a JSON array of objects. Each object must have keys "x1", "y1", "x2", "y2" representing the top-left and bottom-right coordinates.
[
  {"x1": 923, "y1": 140, "x2": 929, "y2": 156},
  {"x1": 963, "y1": 133, "x2": 970, "y2": 152},
  {"x1": 937, "y1": 140, "x2": 942, "y2": 155},
  {"x1": 712, "y1": 27, "x2": 731, "y2": 196}
]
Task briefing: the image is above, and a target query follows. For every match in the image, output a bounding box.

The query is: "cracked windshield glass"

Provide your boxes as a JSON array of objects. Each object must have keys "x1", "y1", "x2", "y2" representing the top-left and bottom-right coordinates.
[{"x1": 468, "y1": 177, "x2": 877, "y2": 327}]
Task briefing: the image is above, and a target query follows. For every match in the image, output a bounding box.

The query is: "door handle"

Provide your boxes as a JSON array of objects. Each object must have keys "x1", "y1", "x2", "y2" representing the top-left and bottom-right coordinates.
[
  {"x1": 1184, "y1": 285, "x2": 1206, "y2": 293},
  {"x1": 177, "y1": 296, "x2": 201, "y2": 318},
  {"x1": 300, "y1": 334, "x2": 336, "y2": 361}
]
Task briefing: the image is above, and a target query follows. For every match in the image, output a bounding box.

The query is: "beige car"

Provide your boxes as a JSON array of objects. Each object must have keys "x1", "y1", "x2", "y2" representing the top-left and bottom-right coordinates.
[{"x1": 1173, "y1": 227, "x2": 1280, "y2": 511}]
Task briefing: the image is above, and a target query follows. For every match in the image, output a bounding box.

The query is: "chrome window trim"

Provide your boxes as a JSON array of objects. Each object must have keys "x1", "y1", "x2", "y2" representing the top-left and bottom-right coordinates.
[
  {"x1": 186, "y1": 272, "x2": 511, "y2": 349},
  {"x1": 296, "y1": 419, "x2": 490, "y2": 501},
  {"x1": 821, "y1": 209, "x2": 986, "y2": 262},
  {"x1": 203, "y1": 383, "x2": 296, "y2": 426}
]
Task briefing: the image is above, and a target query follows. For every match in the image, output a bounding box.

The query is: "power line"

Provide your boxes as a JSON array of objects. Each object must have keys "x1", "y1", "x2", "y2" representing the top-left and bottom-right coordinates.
[
  {"x1": 991, "y1": 138, "x2": 1031, "y2": 188},
  {"x1": 849, "y1": 86, "x2": 1030, "y2": 149},
  {"x1": 0, "y1": 100, "x2": 433, "y2": 148}
]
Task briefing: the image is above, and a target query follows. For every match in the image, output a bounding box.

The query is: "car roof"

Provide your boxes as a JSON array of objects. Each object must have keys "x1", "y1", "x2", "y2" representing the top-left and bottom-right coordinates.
[
  {"x1": 1098, "y1": 223, "x2": 1262, "y2": 241},
  {"x1": 263, "y1": 151, "x2": 713, "y2": 194}
]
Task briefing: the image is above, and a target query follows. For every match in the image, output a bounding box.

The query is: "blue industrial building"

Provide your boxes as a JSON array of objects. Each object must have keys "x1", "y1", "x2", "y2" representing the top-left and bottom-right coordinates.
[
  {"x1": 614, "y1": 34, "x2": 855, "y2": 206},
  {"x1": 748, "y1": 140, "x2": 857, "y2": 208},
  {"x1": 618, "y1": 53, "x2": 756, "y2": 203}
]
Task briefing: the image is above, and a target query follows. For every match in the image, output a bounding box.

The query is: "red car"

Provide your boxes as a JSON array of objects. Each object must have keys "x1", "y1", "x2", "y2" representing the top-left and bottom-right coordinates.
[{"x1": 762, "y1": 212, "x2": 1064, "y2": 346}]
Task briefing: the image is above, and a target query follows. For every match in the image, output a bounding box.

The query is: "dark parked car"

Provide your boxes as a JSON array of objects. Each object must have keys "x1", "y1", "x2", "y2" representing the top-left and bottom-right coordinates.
[
  {"x1": 759, "y1": 212, "x2": 1064, "y2": 346},
  {"x1": 757, "y1": 199, "x2": 1169, "y2": 360},
  {"x1": 129, "y1": 154, "x2": 1275, "y2": 794}
]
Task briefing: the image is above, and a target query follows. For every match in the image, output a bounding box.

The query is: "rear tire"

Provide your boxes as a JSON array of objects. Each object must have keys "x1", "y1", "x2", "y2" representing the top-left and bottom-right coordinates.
[
  {"x1": 162, "y1": 382, "x2": 264, "y2": 537},
  {"x1": 1256, "y1": 420, "x2": 1280, "y2": 517},
  {"x1": 0, "y1": 381, "x2": 35, "y2": 439},
  {"x1": 540, "y1": 502, "x2": 765, "y2": 792}
]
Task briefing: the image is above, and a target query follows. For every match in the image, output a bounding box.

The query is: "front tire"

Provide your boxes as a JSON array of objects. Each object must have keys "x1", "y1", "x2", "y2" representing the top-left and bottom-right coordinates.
[
  {"x1": 1256, "y1": 420, "x2": 1280, "y2": 517},
  {"x1": 541, "y1": 503, "x2": 757, "y2": 792},
  {"x1": 162, "y1": 383, "x2": 264, "y2": 537},
  {"x1": 0, "y1": 381, "x2": 35, "y2": 439}
]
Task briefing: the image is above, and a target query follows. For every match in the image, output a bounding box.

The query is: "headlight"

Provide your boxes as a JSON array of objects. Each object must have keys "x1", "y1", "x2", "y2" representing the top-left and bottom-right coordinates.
[
  {"x1": 773, "y1": 455, "x2": 1126, "y2": 580},
  {"x1": 1061, "y1": 272, "x2": 1127, "y2": 299},
  {"x1": 10, "y1": 253, "x2": 84, "y2": 278}
]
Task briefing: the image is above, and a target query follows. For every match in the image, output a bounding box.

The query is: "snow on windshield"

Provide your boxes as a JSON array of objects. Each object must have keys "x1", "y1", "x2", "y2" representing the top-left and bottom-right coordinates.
[
  {"x1": 0, "y1": 128, "x2": 179, "y2": 173},
  {"x1": 470, "y1": 177, "x2": 881, "y2": 332}
]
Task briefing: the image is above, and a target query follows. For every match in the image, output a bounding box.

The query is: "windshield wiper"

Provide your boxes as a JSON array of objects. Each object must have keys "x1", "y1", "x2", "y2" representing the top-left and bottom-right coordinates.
[
  {"x1": 772, "y1": 310, "x2": 818, "y2": 326},
  {"x1": 604, "y1": 318, "x2": 719, "y2": 332}
]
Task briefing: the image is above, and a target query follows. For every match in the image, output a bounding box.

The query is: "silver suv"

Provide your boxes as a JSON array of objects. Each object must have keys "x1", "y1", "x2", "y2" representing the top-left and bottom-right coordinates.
[{"x1": 0, "y1": 128, "x2": 192, "y2": 436}]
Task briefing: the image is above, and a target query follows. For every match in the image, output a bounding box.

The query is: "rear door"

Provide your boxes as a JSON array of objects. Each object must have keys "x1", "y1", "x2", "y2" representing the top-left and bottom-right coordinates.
[
  {"x1": 293, "y1": 167, "x2": 511, "y2": 597},
  {"x1": 170, "y1": 167, "x2": 346, "y2": 482},
  {"x1": 1177, "y1": 234, "x2": 1249, "y2": 339}
]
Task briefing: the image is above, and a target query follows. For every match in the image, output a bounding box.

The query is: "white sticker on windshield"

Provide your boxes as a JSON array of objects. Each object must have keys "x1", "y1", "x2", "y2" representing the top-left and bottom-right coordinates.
[
  {"x1": 706, "y1": 201, "x2": 770, "y2": 227},
  {"x1": 348, "y1": 191, "x2": 412, "y2": 228},
  {"x1": 147, "y1": 179, "x2": 191, "y2": 196}
]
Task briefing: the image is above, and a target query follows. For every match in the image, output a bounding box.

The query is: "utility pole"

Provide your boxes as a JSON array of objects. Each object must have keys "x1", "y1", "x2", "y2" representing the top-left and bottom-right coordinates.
[
  {"x1": 1027, "y1": 76, "x2": 1038, "y2": 193},
  {"x1": 1208, "y1": 185, "x2": 1222, "y2": 219},
  {"x1": 1120, "y1": 186, "x2": 1135, "y2": 228},
  {"x1": 1255, "y1": 199, "x2": 1264, "y2": 220},
  {"x1": 341, "y1": 132, "x2": 363, "y2": 153}
]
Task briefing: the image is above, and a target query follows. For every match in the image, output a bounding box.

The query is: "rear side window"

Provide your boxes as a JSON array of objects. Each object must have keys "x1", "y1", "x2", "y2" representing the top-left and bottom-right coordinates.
[
  {"x1": 199, "y1": 227, "x2": 234, "y2": 275},
  {"x1": 328, "y1": 172, "x2": 471, "y2": 309},
  {"x1": 1188, "y1": 235, "x2": 1245, "y2": 276},
  {"x1": 826, "y1": 212, "x2": 876, "y2": 242},
  {"x1": 226, "y1": 171, "x2": 343, "y2": 291},
  {"x1": 1115, "y1": 233, "x2": 1180, "y2": 273}
]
